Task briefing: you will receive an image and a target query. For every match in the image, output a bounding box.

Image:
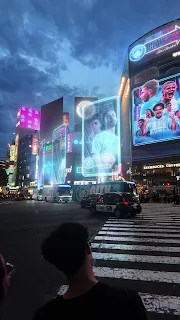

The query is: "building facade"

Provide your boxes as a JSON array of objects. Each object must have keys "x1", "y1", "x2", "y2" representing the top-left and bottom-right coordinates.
[
  {"x1": 16, "y1": 133, "x2": 39, "y2": 189},
  {"x1": 120, "y1": 18, "x2": 180, "y2": 188}
]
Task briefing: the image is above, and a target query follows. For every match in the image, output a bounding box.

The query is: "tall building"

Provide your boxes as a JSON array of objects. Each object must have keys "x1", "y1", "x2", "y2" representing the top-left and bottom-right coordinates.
[
  {"x1": 120, "y1": 18, "x2": 180, "y2": 187},
  {"x1": 12, "y1": 106, "x2": 41, "y2": 187},
  {"x1": 16, "y1": 133, "x2": 39, "y2": 189},
  {"x1": 38, "y1": 98, "x2": 64, "y2": 187}
]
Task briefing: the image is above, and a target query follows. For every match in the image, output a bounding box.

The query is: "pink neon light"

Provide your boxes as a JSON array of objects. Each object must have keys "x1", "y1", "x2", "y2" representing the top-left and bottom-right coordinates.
[{"x1": 19, "y1": 106, "x2": 40, "y2": 130}]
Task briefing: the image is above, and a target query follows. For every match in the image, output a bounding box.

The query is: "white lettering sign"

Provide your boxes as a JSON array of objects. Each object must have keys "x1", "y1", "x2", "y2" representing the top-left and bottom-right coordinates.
[{"x1": 144, "y1": 163, "x2": 180, "y2": 170}]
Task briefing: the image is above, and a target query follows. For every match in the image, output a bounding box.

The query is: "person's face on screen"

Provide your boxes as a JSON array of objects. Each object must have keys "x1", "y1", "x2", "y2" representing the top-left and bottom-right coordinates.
[
  {"x1": 90, "y1": 119, "x2": 101, "y2": 134},
  {"x1": 104, "y1": 110, "x2": 117, "y2": 128},
  {"x1": 138, "y1": 120, "x2": 144, "y2": 128},
  {"x1": 176, "y1": 110, "x2": 180, "y2": 120},
  {"x1": 154, "y1": 105, "x2": 163, "y2": 118},
  {"x1": 140, "y1": 87, "x2": 152, "y2": 102},
  {"x1": 166, "y1": 103, "x2": 172, "y2": 112},
  {"x1": 146, "y1": 109, "x2": 152, "y2": 118},
  {"x1": 162, "y1": 82, "x2": 176, "y2": 101}
]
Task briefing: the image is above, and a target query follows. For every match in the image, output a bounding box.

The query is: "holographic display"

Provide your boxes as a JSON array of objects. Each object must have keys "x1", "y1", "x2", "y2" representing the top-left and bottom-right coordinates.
[{"x1": 82, "y1": 96, "x2": 121, "y2": 177}]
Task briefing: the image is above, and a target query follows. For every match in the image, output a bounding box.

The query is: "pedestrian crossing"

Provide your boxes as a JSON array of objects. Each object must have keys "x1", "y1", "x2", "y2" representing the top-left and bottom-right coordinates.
[
  {"x1": 92, "y1": 210, "x2": 180, "y2": 319},
  {"x1": 0, "y1": 201, "x2": 15, "y2": 205}
]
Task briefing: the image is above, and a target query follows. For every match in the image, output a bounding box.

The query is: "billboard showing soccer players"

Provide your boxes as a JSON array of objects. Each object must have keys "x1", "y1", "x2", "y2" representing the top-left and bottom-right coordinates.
[
  {"x1": 82, "y1": 96, "x2": 121, "y2": 177},
  {"x1": 132, "y1": 73, "x2": 180, "y2": 146}
]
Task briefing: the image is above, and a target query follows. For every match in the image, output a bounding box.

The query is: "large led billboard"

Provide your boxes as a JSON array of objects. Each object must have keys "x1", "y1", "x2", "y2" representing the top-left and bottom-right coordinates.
[
  {"x1": 129, "y1": 19, "x2": 180, "y2": 74},
  {"x1": 132, "y1": 73, "x2": 180, "y2": 146},
  {"x1": 17, "y1": 106, "x2": 40, "y2": 130},
  {"x1": 82, "y1": 96, "x2": 121, "y2": 177},
  {"x1": 52, "y1": 125, "x2": 66, "y2": 184}
]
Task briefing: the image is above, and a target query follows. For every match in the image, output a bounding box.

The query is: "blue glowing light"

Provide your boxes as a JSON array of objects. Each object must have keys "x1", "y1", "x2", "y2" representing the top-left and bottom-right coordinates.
[{"x1": 129, "y1": 44, "x2": 146, "y2": 62}]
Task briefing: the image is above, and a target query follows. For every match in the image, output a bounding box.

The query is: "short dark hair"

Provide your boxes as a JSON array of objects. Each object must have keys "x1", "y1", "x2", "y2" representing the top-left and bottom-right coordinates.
[
  {"x1": 146, "y1": 109, "x2": 154, "y2": 117},
  {"x1": 153, "y1": 103, "x2": 164, "y2": 111},
  {"x1": 138, "y1": 118, "x2": 145, "y2": 122},
  {"x1": 175, "y1": 110, "x2": 180, "y2": 116},
  {"x1": 0, "y1": 255, "x2": 5, "y2": 304},
  {"x1": 42, "y1": 223, "x2": 89, "y2": 277},
  {"x1": 89, "y1": 114, "x2": 100, "y2": 124}
]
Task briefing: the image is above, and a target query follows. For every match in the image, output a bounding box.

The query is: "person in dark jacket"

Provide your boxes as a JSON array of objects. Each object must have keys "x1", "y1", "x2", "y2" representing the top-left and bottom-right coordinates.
[{"x1": 33, "y1": 222, "x2": 147, "y2": 320}]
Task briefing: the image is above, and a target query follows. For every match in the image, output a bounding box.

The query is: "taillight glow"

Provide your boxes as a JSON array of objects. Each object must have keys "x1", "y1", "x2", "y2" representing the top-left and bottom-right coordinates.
[{"x1": 122, "y1": 197, "x2": 128, "y2": 205}]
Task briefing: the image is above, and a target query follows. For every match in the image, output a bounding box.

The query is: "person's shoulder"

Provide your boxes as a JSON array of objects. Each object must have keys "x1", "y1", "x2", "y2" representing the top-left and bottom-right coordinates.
[
  {"x1": 33, "y1": 296, "x2": 62, "y2": 320},
  {"x1": 97, "y1": 283, "x2": 147, "y2": 319},
  {"x1": 95, "y1": 282, "x2": 127, "y2": 299}
]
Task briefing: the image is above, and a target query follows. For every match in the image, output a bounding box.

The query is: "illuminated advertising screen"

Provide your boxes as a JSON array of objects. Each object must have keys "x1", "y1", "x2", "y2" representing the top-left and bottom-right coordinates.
[
  {"x1": 63, "y1": 112, "x2": 69, "y2": 126},
  {"x1": 10, "y1": 145, "x2": 15, "y2": 161},
  {"x1": 67, "y1": 133, "x2": 72, "y2": 153},
  {"x1": 82, "y1": 96, "x2": 121, "y2": 177},
  {"x1": 38, "y1": 140, "x2": 45, "y2": 187},
  {"x1": 32, "y1": 134, "x2": 39, "y2": 155},
  {"x1": 43, "y1": 142, "x2": 53, "y2": 185},
  {"x1": 132, "y1": 73, "x2": 180, "y2": 146},
  {"x1": 129, "y1": 19, "x2": 180, "y2": 74},
  {"x1": 17, "y1": 106, "x2": 40, "y2": 130},
  {"x1": 52, "y1": 125, "x2": 66, "y2": 184}
]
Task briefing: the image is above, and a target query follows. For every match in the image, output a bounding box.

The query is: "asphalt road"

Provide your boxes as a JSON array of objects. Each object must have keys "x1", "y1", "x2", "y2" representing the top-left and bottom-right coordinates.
[
  {"x1": 0, "y1": 200, "x2": 107, "y2": 320},
  {"x1": 0, "y1": 200, "x2": 180, "y2": 320}
]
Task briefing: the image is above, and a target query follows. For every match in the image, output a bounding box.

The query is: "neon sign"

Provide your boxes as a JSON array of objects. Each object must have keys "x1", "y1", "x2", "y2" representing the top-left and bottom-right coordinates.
[
  {"x1": 129, "y1": 20, "x2": 180, "y2": 72},
  {"x1": 45, "y1": 144, "x2": 52, "y2": 152},
  {"x1": 130, "y1": 24, "x2": 180, "y2": 62}
]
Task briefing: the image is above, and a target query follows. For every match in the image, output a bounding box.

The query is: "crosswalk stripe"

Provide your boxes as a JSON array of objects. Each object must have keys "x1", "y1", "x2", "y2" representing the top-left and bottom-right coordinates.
[
  {"x1": 139, "y1": 293, "x2": 180, "y2": 315},
  {"x1": 143, "y1": 213, "x2": 179, "y2": 218},
  {"x1": 107, "y1": 220, "x2": 135, "y2": 224},
  {"x1": 102, "y1": 226, "x2": 180, "y2": 233},
  {"x1": 98, "y1": 230, "x2": 180, "y2": 238},
  {"x1": 93, "y1": 266, "x2": 180, "y2": 284},
  {"x1": 92, "y1": 252, "x2": 180, "y2": 264},
  {"x1": 91, "y1": 242, "x2": 180, "y2": 253},
  {"x1": 94, "y1": 214, "x2": 180, "y2": 317},
  {"x1": 104, "y1": 223, "x2": 180, "y2": 230},
  {"x1": 94, "y1": 235, "x2": 180, "y2": 244},
  {"x1": 107, "y1": 219, "x2": 180, "y2": 225}
]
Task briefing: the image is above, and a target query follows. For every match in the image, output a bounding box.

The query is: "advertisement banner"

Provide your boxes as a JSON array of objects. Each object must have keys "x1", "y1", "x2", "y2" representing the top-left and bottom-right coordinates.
[
  {"x1": 32, "y1": 134, "x2": 39, "y2": 155},
  {"x1": 132, "y1": 73, "x2": 180, "y2": 146},
  {"x1": 63, "y1": 112, "x2": 69, "y2": 126},
  {"x1": 10, "y1": 145, "x2": 15, "y2": 161},
  {"x1": 52, "y1": 125, "x2": 66, "y2": 184},
  {"x1": 82, "y1": 96, "x2": 121, "y2": 177},
  {"x1": 18, "y1": 106, "x2": 40, "y2": 130},
  {"x1": 67, "y1": 133, "x2": 72, "y2": 153},
  {"x1": 129, "y1": 19, "x2": 180, "y2": 74}
]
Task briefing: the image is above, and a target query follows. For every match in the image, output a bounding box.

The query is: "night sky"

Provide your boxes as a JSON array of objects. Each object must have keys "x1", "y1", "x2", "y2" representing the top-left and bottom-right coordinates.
[{"x1": 0, "y1": 0, "x2": 179, "y2": 156}]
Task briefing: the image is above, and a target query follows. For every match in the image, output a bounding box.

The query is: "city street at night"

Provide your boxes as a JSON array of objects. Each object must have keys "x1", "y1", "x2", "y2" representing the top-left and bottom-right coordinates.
[{"x1": 0, "y1": 200, "x2": 180, "y2": 320}]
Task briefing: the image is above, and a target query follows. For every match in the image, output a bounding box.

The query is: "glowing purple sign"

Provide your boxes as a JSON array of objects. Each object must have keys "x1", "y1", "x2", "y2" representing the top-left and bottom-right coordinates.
[{"x1": 18, "y1": 106, "x2": 40, "y2": 130}]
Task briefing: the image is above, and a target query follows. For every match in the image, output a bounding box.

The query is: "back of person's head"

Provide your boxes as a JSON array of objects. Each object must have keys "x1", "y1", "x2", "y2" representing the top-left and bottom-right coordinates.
[
  {"x1": 0, "y1": 255, "x2": 5, "y2": 305},
  {"x1": 42, "y1": 223, "x2": 90, "y2": 277}
]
